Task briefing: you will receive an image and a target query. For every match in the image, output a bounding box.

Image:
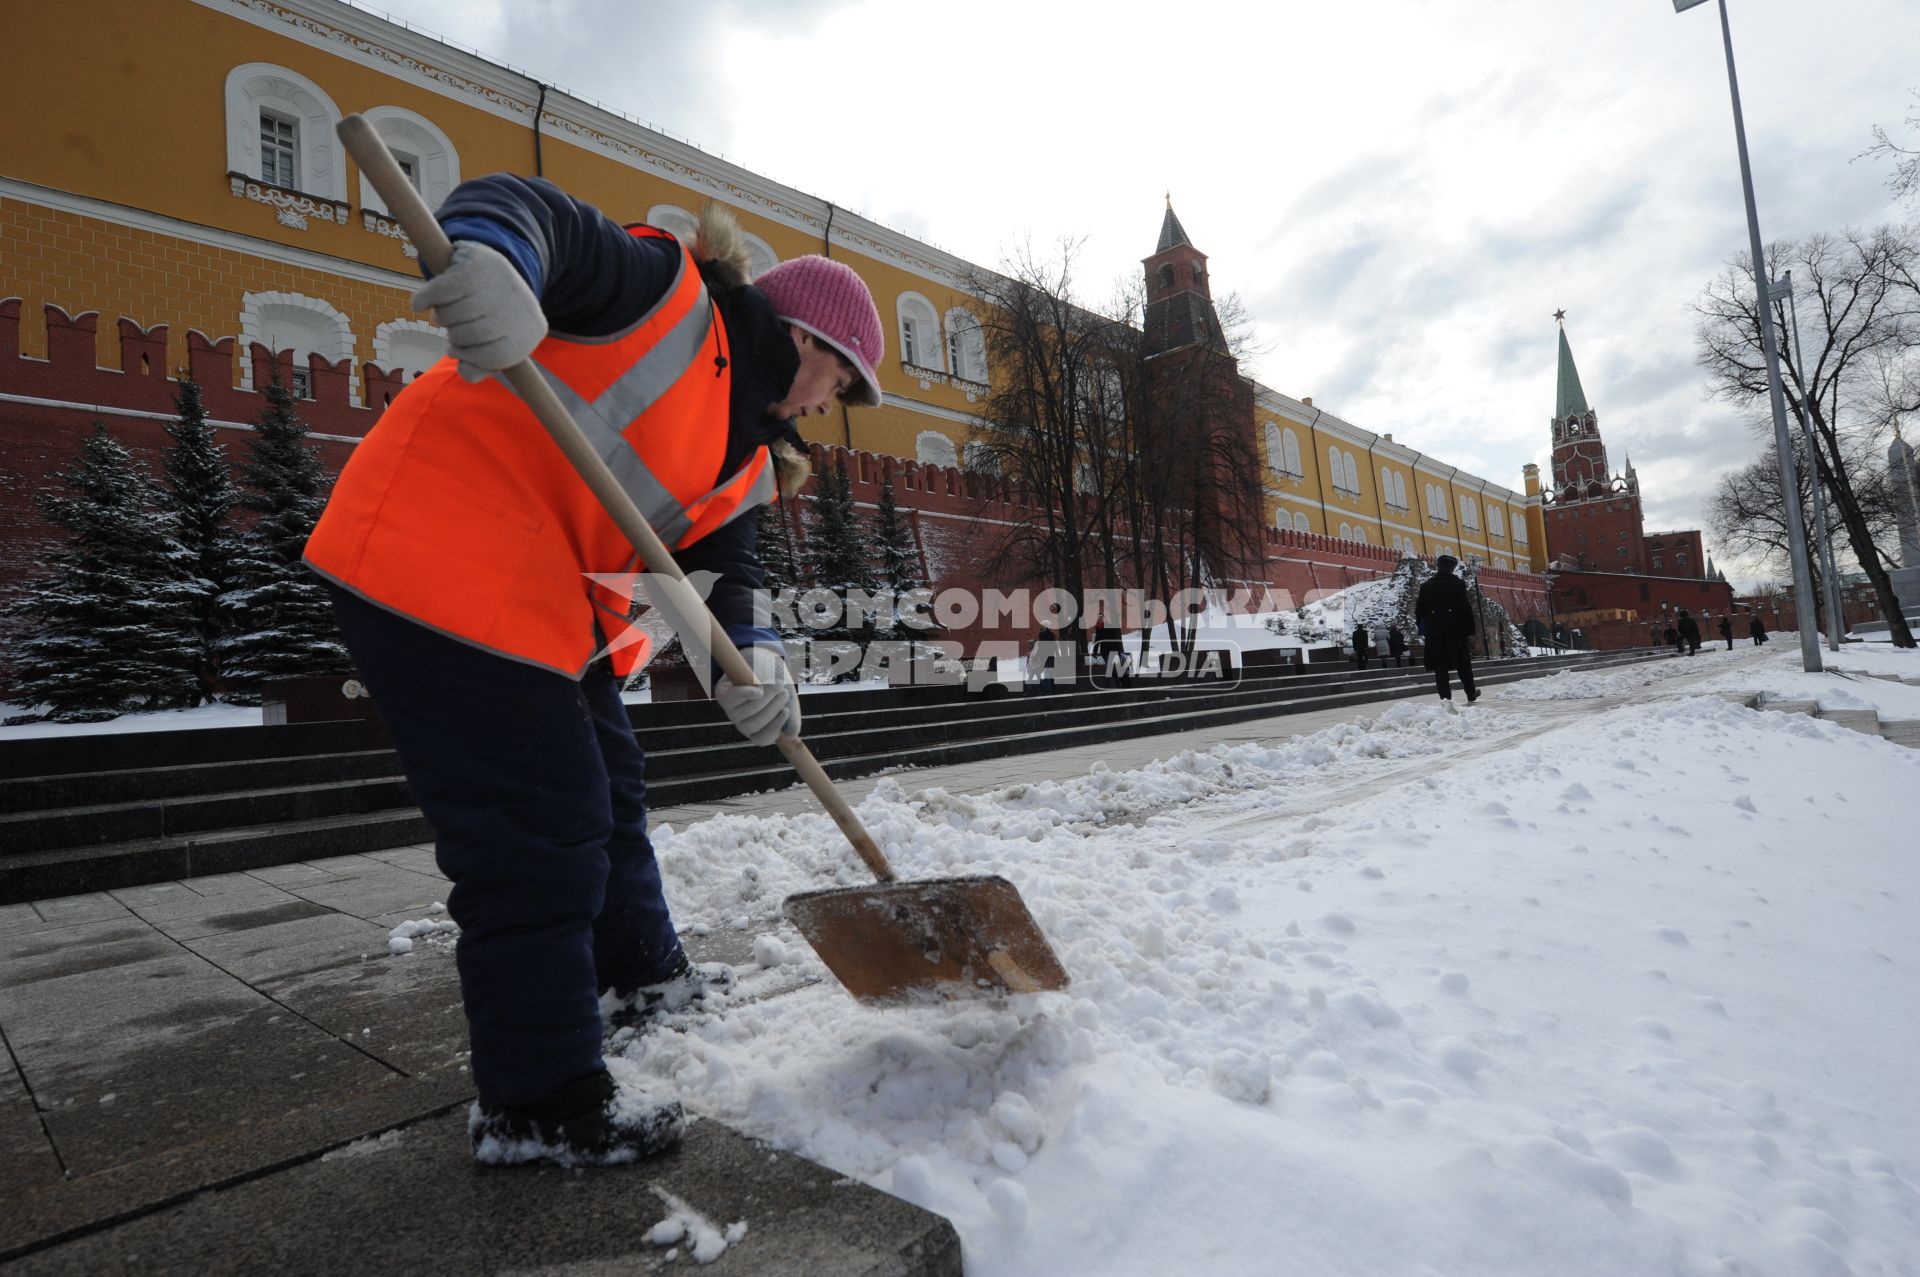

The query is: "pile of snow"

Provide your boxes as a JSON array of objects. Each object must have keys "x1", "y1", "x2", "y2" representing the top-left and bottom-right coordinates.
[
  {"x1": 0, "y1": 701, "x2": 258, "y2": 740},
  {"x1": 386, "y1": 914, "x2": 457, "y2": 955},
  {"x1": 615, "y1": 687, "x2": 1919, "y2": 1275}
]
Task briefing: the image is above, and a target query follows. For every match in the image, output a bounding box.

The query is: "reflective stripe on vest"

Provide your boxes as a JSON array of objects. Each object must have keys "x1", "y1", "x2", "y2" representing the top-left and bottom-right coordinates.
[{"x1": 529, "y1": 281, "x2": 716, "y2": 546}]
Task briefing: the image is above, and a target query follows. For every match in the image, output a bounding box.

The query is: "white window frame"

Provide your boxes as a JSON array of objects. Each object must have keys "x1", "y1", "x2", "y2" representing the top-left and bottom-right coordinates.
[
  {"x1": 916, "y1": 430, "x2": 959, "y2": 469},
  {"x1": 1459, "y1": 493, "x2": 1480, "y2": 531},
  {"x1": 1514, "y1": 515, "x2": 1528, "y2": 545},
  {"x1": 1294, "y1": 512, "x2": 1311, "y2": 533},
  {"x1": 1343, "y1": 451, "x2": 1360, "y2": 496},
  {"x1": 898, "y1": 293, "x2": 943, "y2": 372},
  {"x1": 645, "y1": 204, "x2": 699, "y2": 243},
  {"x1": 239, "y1": 290, "x2": 357, "y2": 403},
  {"x1": 356, "y1": 106, "x2": 461, "y2": 214},
  {"x1": 373, "y1": 318, "x2": 447, "y2": 380},
  {"x1": 945, "y1": 307, "x2": 987, "y2": 383},
  {"x1": 1488, "y1": 506, "x2": 1506, "y2": 538},
  {"x1": 739, "y1": 230, "x2": 778, "y2": 280},
  {"x1": 226, "y1": 63, "x2": 345, "y2": 198},
  {"x1": 1339, "y1": 522, "x2": 1353, "y2": 540},
  {"x1": 1283, "y1": 428, "x2": 1301, "y2": 476},
  {"x1": 1328, "y1": 445, "x2": 1344, "y2": 492}
]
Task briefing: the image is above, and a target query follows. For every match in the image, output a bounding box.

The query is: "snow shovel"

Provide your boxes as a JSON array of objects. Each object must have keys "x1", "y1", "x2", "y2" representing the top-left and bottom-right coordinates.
[{"x1": 338, "y1": 116, "x2": 1069, "y2": 1006}]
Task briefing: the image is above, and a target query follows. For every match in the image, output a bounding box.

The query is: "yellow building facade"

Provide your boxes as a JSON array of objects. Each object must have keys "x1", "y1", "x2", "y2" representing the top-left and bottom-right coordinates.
[{"x1": 1, "y1": 0, "x2": 1545, "y2": 575}]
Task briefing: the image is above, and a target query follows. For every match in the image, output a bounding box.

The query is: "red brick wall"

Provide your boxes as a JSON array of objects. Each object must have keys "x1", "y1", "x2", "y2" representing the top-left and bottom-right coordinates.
[{"x1": 2, "y1": 303, "x2": 1556, "y2": 665}]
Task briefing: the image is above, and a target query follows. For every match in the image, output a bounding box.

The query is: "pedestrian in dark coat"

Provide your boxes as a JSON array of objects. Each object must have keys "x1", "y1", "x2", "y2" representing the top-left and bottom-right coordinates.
[
  {"x1": 1387, "y1": 624, "x2": 1407, "y2": 667},
  {"x1": 1664, "y1": 624, "x2": 1680, "y2": 654},
  {"x1": 1352, "y1": 623, "x2": 1371, "y2": 668},
  {"x1": 1749, "y1": 615, "x2": 1768, "y2": 645},
  {"x1": 1414, "y1": 556, "x2": 1478, "y2": 703},
  {"x1": 1718, "y1": 616, "x2": 1734, "y2": 650},
  {"x1": 1678, "y1": 609, "x2": 1702, "y2": 656}
]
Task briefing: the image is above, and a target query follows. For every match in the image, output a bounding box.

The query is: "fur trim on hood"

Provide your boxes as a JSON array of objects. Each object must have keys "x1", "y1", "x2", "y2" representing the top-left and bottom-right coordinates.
[{"x1": 691, "y1": 203, "x2": 755, "y2": 290}]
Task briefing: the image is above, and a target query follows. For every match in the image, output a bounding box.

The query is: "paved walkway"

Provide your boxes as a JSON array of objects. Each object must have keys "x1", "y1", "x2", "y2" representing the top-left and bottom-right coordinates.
[{"x1": 0, "y1": 648, "x2": 1765, "y2": 1273}]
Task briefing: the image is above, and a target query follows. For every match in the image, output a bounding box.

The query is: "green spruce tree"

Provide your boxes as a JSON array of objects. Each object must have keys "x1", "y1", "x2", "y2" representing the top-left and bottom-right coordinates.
[
  {"x1": 869, "y1": 474, "x2": 925, "y2": 641},
  {"x1": 217, "y1": 376, "x2": 349, "y2": 701},
  {"x1": 6, "y1": 423, "x2": 200, "y2": 721},
  {"x1": 804, "y1": 456, "x2": 877, "y2": 672},
  {"x1": 754, "y1": 499, "x2": 811, "y2": 643},
  {"x1": 158, "y1": 375, "x2": 242, "y2": 704}
]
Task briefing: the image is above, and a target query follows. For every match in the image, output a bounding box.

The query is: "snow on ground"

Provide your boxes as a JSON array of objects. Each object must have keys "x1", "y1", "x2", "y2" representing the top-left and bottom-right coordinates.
[
  {"x1": 0, "y1": 701, "x2": 259, "y2": 740},
  {"x1": 614, "y1": 672, "x2": 1920, "y2": 1276}
]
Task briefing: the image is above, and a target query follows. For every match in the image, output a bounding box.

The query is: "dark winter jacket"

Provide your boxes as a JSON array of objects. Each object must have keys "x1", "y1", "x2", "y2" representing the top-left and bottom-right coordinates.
[
  {"x1": 1388, "y1": 626, "x2": 1407, "y2": 657},
  {"x1": 1718, "y1": 618, "x2": 1733, "y2": 639},
  {"x1": 432, "y1": 174, "x2": 806, "y2": 650},
  {"x1": 1414, "y1": 571, "x2": 1476, "y2": 672},
  {"x1": 1749, "y1": 616, "x2": 1767, "y2": 639},
  {"x1": 1678, "y1": 615, "x2": 1701, "y2": 643}
]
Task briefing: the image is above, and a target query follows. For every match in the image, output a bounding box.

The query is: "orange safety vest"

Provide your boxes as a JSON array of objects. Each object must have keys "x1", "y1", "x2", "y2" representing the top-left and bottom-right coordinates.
[{"x1": 305, "y1": 227, "x2": 775, "y2": 679}]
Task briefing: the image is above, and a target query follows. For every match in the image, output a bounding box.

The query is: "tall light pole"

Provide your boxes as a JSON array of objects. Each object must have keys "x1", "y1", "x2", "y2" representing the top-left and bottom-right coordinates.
[
  {"x1": 1674, "y1": 0, "x2": 1822, "y2": 671},
  {"x1": 1765, "y1": 272, "x2": 1846, "y2": 650}
]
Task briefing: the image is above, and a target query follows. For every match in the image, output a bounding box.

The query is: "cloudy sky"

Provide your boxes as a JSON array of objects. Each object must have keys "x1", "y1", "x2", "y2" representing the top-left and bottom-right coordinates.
[{"x1": 358, "y1": 0, "x2": 1917, "y2": 585}]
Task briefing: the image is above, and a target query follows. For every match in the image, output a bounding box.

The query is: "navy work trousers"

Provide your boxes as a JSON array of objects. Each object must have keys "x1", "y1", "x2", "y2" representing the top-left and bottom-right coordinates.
[{"x1": 328, "y1": 586, "x2": 683, "y2": 1107}]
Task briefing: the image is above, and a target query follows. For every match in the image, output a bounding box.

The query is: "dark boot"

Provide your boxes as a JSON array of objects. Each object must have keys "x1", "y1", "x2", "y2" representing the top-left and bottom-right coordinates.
[
  {"x1": 603, "y1": 952, "x2": 737, "y2": 1031},
  {"x1": 469, "y1": 1068, "x2": 684, "y2": 1167}
]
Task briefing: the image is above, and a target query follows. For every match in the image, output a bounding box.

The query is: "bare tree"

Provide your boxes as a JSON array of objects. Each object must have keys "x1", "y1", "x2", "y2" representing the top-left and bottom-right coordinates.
[
  {"x1": 1861, "y1": 88, "x2": 1920, "y2": 211},
  {"x1": 962, "y1": 241, "x2": 1128, "y2": 648},
  {"x1": 1693, "y1": 228, "x2": 1918, "y2": 646}
]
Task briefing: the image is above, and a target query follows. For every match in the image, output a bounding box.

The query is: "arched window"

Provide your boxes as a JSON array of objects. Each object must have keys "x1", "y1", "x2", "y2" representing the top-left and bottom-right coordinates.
[
  {"x1": 645, "y1": 204, "x2": 699, "y2": 243},
  {"x1": 963, "y1": 441, "x2": 1001, "y2": 474},
  {"x1": 373, "y1": 318, "x2": 446, "y2": 380},
  {"x1": 1458, "y1": 494, "x2": 1479, "y2": 530},
  {"x1": 1487, "y1": 506, "x2": 1505, "y2": 538},
  {"x1": 1328, "y1": 445, "x2": 1344, "y2": 492},
  {"x1": 1265, "y1": 424, "x2": 1287, "y2": 476},
  {"x1": 898, "y1": 293, "x2": 942, "y2": 371},
  {"x1": 1282, "y1": 429, "x2": 1301, "y2": 475},
  {"x1": 356, "y1": 107, "x2": 460, "y2": 213},
  {"x1": 1293, "y1": 512, "x2": 1310, "y2": 533},
  {"x1": 739, "y1": 230, "x2": 778, "y2": 280},
  {"x1": 915, "y1": 430, "x2": 959, "y2": 468},
  {"x1": 1343, "y1": 451, "x2": 1360, "y2": 495},
  {"x1": 1380, "y1": 465, "x2": 1395, "y2": 507},
  {"x1": 1394, "y1": 472, "x2": 1408, "y2": 510},
  {"x1": 1352, "y1": 525, "x2": 1366, "y2": 544},
  {"x1": 1339, "y1": 522, "x2": 1353, "y2": 540},
  {"x1": 240, "y1": 290, "x2": 355, "y2": 401},
  {"x1": 225, "y1": 63, "x2": 345, "y2": 198},
  {"x1": 945, "y1": 308, "x2": 987, "y2": 383},
  {"x1": 1514, "y1": 517, "x2": 1528, "y2": 545}
]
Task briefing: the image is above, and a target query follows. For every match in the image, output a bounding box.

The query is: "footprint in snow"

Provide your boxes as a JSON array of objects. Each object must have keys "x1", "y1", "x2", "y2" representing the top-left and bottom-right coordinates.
[
  {"x1": 1630, "y1": 1017, "x2": 1674, "y2": 1040},
  {"x1": 1594, "y1": 1125, "x2": 1680, "y2": 1177},
  {"x1": 1734, "y1": 795, "x2": 1757, "y2": 813},
  {"x1": 1653, "y1": 927, "x2": 1690, "y2": 946},
  {"x1": 1319, "y1": 912, "x2": 1355, "y2": 934},
  {"x1": 1438, "y1": 971, "x2": 1470, "y2": 995}
]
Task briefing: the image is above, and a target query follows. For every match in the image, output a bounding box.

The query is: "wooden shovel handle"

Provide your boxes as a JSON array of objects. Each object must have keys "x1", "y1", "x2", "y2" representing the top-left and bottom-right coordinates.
[{"x1": 337, "y1": 115, "x2": 896, "y2": 884}]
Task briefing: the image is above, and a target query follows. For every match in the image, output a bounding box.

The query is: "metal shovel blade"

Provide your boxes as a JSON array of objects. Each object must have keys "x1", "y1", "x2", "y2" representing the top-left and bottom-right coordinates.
[{"x1": 782, "y1": 875, "x2": 1070, "y2": 1005}]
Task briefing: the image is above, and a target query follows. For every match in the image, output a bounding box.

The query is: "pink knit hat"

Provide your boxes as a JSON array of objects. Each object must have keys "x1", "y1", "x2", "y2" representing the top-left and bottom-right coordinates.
[{"x1": 755, "y1": 256, "x2": 885, "y2": 408}]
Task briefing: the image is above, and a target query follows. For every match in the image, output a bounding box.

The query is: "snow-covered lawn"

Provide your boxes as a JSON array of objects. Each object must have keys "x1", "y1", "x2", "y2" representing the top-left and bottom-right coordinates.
[{"x1": 619, "y1": 666, "x2": 1920, "y2": 1275}]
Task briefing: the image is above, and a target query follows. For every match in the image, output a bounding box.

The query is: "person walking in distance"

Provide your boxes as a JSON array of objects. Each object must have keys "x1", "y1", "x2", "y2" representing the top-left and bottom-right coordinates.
[
  {"x1": 1718, "y1": 614, "x2": 1734, "y2": 650},
  {"x1": 1415, "y1": 555, "x2": 1478, "y2": 705},
  {"x1": 1749, "y1": 613, "x2": 1769, "y2": 645},
  {"x1": 1351, "y1": 623, "x2": 1371, "y2": 669},
  {"x1": 1678, "y1": 608, "x2": 1702, "y2": 656},
  {"x1": 1387, "y1": 623, "x2": 1408, "y2": 668},
  {"x1": 304, "y1": 172, "x2": 885, "y2": 1167}
]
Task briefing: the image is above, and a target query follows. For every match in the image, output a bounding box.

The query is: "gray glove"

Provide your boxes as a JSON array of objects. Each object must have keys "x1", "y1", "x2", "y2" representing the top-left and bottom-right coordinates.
[
  {"x1": 410, "y1": 240, "x2": 547, "y2": 382},
  {"x1": 714, "y1": 645, "x2": 801, "y2": 746}
]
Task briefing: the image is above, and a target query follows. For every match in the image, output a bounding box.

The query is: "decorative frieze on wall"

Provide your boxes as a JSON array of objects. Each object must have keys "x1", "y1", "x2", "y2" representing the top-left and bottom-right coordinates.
[
  {"x1": 361, "y1": 210, "x2": 418, "y2": 259},
  {"x1": 227, "y1": 174, "x2": 349, "y2": 230}
]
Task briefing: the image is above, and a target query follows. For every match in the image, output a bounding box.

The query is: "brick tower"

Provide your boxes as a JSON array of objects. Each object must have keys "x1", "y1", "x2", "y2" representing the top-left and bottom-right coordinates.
[
  {"x1": 1142, "y1": 197, "x2": 1229, "y2": 358},
  {"x1": 1542, "y1": 315, "x2": 1648, "y2": 572}
]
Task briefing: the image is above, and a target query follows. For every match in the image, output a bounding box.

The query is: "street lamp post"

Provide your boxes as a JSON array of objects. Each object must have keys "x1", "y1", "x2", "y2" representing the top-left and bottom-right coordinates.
[
  {"x1": 1765, "y1": 271, "x2": 1846, "y2": 650},
  {"x1": 1674, "y1": 0, "x2": 1822, "y2": 672}
]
